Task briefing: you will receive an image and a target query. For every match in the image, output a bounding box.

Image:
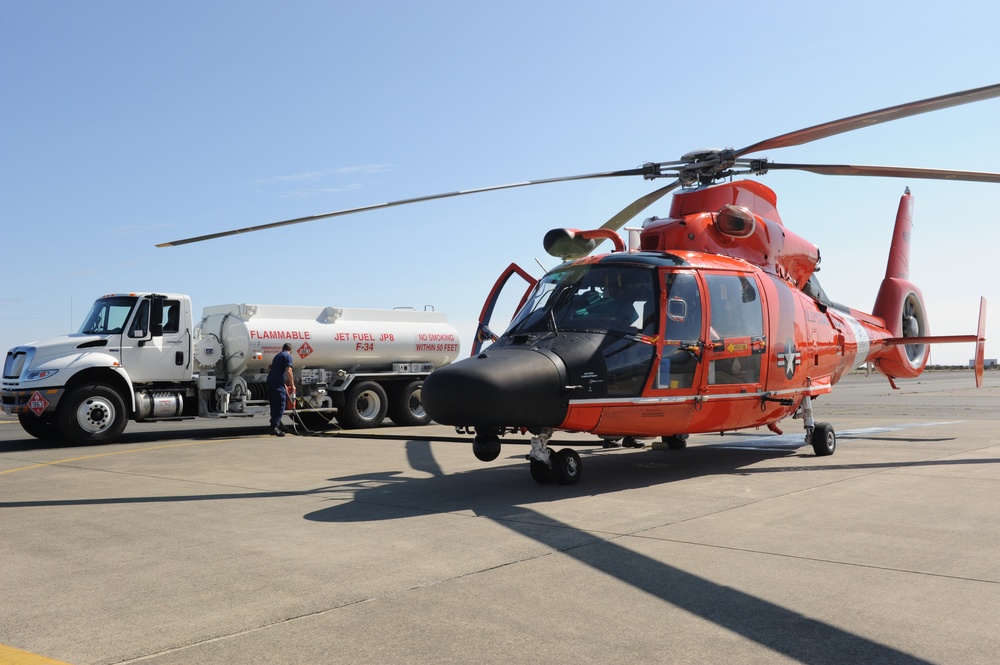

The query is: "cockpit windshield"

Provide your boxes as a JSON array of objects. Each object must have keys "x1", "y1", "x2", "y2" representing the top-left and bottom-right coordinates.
[
  {"x1": 506, "y1": 264, "x2": 657, "y2": 337},
  {"x1": 79, "y1": 296, "x2": 137, "y2": 335}
]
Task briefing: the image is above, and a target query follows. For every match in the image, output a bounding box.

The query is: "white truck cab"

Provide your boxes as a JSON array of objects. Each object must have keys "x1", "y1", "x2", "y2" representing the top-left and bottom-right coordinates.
[{"x1": 2, "y1": 293, "x2": 194, "y2": 442}]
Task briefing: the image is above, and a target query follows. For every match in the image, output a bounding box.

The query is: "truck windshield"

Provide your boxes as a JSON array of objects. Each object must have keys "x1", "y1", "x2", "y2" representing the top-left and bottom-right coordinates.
[
  {"x1": 79, "y1": 296, "x2": 137, "y2": 335},
  {"x1": 506, "y1": 263, "x2": 657, "y2": 337}
]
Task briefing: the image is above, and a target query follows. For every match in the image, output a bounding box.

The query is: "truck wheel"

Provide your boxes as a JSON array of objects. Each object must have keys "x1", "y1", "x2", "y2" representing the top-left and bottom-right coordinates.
[
  {"x1": 336, "y1": 381, "x2": 388, "y2": 429},
  {"x1": 387, "y1": 380, "x2": 431, "y2": 427},
  {"x1": 58, "y1": 383, "x2": 128, "y2": 445},
  {"x1": 18, "y1": 413, "x2": 63, "y2": 440}
]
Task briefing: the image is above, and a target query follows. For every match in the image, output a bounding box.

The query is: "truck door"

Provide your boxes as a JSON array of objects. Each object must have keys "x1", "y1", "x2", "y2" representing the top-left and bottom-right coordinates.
[{"x1": 119, "y1": 296, "x2": 190, "y2": 382}]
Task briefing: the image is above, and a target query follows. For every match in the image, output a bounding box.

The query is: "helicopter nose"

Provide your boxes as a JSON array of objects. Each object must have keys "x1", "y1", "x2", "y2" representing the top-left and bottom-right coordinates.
[{"x1": 422, "y1": 346, "x2": 568, "y2": 428}]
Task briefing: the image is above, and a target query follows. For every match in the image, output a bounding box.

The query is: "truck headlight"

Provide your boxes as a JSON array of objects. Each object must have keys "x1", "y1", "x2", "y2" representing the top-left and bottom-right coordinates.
[{"x1": 24, "y1": 369, "x2": 58, "y2": 381}]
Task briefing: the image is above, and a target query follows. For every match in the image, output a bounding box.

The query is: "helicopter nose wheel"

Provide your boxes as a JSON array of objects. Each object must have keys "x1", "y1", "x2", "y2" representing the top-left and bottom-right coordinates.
[
  {"x1": 527, "y1": 429, "x2": 582, "y2": 485},
  {"x1": 553, "y1": 448, "x2": 582, "y2": 485}
]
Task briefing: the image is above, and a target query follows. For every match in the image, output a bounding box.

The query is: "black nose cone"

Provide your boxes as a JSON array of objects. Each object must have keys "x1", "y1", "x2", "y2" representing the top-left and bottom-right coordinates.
[{"x1": 422, "y1": 347, "x2": 567, "y2": 428}]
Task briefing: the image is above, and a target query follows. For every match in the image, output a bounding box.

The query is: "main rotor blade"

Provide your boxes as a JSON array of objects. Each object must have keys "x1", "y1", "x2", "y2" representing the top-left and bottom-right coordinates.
[
  {"x1": 736, "y1": 82, "x2": 1000, "y2": 157},
  {"x1": 156, "y1": 167, "x2": 653, "y2": 247},
  {"x1": 762, "y1": 162, "x2": 1000, "y2": 183},
  {"x1": 582, "y1": 179, "x2": 681, "y2": 254},
  {"x1": 599, "y1": 180, "x2": 682, "y2": 232}
]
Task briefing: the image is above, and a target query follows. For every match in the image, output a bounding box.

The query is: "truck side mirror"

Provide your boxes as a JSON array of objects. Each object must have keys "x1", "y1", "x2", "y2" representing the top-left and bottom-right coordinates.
[{"x1": 150, "y1": 297, "x2": 164, "y2": 337}]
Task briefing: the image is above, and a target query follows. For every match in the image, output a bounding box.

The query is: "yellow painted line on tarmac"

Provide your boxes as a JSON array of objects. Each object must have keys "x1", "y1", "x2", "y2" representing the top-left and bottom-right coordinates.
[
  {"x1": 0, "y1": 438, "x2": 244, "y2": 476},
  {"x1": 0, "y1": 643, "x2": 73, "y2": 664}
]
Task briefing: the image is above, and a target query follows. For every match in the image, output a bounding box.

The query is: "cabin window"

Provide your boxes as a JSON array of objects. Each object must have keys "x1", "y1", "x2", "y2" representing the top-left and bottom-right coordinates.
[
  {"x1": 128, "y1": 300, "x2": 151, "y2": 338},
  {"x1": 658, "y1": 272, "x2": 702, "y2": 389},
  {"x1": 705, "y1": 274, "x2": 764, "y2": 385},
  {"x1": 127, "y1": 298, "x2": 180, "y2": 338},
  {"x1": 162, "y1": 300, "x2": 181, "y2": 334}
]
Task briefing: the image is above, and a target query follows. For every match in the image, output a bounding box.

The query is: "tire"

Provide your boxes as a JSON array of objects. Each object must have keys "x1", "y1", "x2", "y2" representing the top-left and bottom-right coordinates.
[
  {"x1": 387, "y1": 380, "x2": 431, "y2": 426},
  {"x1": 336, "y1": 381, "x2": 388, "y2": 429},
  {"x1": 811, "y1": 422, "x2": 836, "y2": 456},
  {"x1": 553, "y1": 448, "x2": 582, "y2": 485},
  {"x1": 18, "y1": 413, "x2": 63, "y2": 440},
  {"x1": 57, "y1": 383, "x2": 128, "y2": 445},
  {"x1": 529, "y1": 458, "x2": 554, "y2": 484}
]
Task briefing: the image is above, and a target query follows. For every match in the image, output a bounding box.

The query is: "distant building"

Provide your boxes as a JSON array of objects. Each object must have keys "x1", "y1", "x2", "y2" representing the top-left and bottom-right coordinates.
[{"x1": 970, "y1": 358, "x2": 998, "y2": 368}]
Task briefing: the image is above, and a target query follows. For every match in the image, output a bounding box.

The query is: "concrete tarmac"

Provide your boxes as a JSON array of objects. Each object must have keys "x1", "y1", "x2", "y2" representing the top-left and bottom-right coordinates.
[{"x1": 1, "y1": 370, "x2": 998, "y2": 664}]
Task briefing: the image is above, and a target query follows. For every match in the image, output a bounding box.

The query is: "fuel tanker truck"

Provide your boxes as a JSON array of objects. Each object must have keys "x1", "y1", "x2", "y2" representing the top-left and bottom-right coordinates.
[{"x1": 1, "y1": 292, "x2": 461, "y2": 444}]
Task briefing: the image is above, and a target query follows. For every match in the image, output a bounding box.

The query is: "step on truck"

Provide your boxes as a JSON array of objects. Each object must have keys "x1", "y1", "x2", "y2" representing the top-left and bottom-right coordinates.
[{"x1": 1, "y1": 293, "x2": 461, "y2": 444}]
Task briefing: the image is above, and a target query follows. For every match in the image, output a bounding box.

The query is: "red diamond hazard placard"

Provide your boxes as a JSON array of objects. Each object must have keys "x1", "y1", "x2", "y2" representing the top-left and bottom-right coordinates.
[
  {"x1": 28, "y1": 391, "x2": 50, "y2": 417},
  {"x1": 297, "y1": 342, "x2": 313, "y2": 359}
]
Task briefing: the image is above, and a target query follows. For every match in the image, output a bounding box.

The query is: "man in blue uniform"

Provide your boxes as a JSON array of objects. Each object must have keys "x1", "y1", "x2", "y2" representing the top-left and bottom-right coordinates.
[{"x1": 267, "y1": 342, "x2": 294, "y2": 436}]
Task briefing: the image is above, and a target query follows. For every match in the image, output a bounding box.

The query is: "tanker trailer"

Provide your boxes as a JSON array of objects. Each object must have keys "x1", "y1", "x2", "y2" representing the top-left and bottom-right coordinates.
[{"x1": 195, "y1": 303, "x2": 461, "y2": 429}]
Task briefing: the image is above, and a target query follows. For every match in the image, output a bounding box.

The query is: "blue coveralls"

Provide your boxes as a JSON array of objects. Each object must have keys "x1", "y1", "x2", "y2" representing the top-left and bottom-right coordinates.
[{"x1": 267, "y1": 349, "x2": 294, "y2": 430}]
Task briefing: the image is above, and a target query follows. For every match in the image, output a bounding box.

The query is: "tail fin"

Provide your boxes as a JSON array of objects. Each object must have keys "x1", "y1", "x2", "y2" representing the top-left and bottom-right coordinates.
[
  {"x1": 974, "y1": 298, "x2": 987, "y2": 387},
  {"x1": 872, "y1": 188, "x2": 930, "y2": 378},
  {"x1": 882, "y1": 187, "x2": 913, "y2": 281}
]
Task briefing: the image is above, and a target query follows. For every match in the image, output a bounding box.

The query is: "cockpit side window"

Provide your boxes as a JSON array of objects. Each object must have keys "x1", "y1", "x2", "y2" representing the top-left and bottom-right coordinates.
[
  {"x1": 598, "y1": 268, "x2": 658, "y2": 396},
  {"x1": 557, "y1": 267, "x2": 656, "y2": 335},
  {"x1": 658, "y1": 272, "x2": 703, "y2": 390}
]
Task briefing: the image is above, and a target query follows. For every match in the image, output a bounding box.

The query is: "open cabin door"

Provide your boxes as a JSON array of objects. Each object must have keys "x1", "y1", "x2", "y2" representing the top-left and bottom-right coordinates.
[{"x1": 471, "y1": 263, "x2": 538, "y2": 357}]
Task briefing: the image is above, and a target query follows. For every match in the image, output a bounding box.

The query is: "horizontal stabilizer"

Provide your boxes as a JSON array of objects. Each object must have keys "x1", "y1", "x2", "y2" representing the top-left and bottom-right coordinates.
[{"x1": 884, "y1": 297, "x2": 987, "y2": 386}]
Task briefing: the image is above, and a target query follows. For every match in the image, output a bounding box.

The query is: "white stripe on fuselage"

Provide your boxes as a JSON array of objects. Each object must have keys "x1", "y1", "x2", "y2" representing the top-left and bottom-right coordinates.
[{"x1": 832, "y1": 310, "x2": 871, "y2": 366}]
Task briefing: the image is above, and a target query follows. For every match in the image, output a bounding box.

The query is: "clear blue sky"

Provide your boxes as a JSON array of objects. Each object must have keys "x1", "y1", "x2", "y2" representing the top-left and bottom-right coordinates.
[{"x1": 3, "y1": 0, "x2": 999, "y2": 366}]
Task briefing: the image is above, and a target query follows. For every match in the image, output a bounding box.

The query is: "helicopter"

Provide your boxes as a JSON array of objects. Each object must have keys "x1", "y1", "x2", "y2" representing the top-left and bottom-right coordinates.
[{"x1": 160, "y1": 82, "x2": 998, "y2": 485}]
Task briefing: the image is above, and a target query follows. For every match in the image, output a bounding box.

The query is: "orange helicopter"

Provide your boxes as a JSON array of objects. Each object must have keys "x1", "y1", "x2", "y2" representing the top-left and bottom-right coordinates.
[{"x1": 160, "y1": 83, "x2": 998, "y2": 485}]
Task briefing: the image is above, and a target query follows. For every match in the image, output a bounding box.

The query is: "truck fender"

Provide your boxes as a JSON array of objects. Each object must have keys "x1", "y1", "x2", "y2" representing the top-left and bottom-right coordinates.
[{"x1": 62, "y1": 365, "x2": 137, "y2": 415}]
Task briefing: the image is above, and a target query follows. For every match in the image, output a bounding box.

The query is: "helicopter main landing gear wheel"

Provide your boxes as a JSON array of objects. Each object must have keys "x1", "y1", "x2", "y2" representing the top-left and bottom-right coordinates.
[
  {"x1": 811, "y1": 422, "x2": 836, "y2": 456},
  {"x1": 797, "y1": 395, "x2": 836, "y2": 457}
]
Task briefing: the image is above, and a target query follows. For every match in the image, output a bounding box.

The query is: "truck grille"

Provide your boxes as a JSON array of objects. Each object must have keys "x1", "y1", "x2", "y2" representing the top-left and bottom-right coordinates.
[{"x1": 3, "y1": 349, "x2": 29, "y2": 380}]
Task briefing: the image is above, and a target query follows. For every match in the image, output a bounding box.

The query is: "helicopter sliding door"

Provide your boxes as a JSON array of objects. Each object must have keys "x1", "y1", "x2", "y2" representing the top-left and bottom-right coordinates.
[{"x1": 704, "y1": 273, "x2": 766, "y2": 387}]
